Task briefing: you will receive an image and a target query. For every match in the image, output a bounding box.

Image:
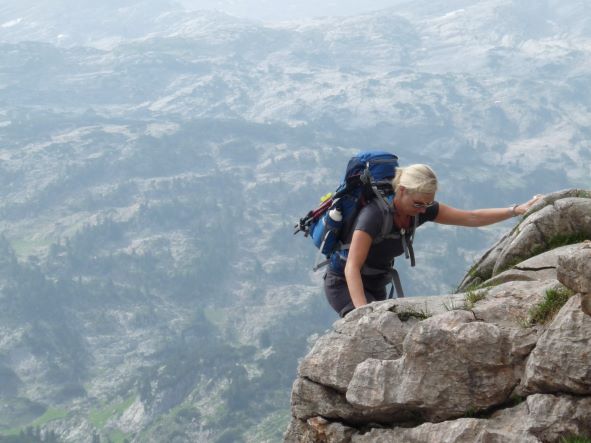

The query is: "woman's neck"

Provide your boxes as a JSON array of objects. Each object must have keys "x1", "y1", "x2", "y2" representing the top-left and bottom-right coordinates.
[{"x1": 392, "y1": 195, "x2": 411, "y2": 228}]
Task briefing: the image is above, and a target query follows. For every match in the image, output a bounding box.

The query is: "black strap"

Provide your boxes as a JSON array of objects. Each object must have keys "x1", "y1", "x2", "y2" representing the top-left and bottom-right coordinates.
[
  {"x1": 401, "y1": 231, "x2": 416, "y2": 267},
  {"x1": 362, "y1": 264, "x2": 404, "y2": 299},
  {"x1": 389, "y1": 268, "x2": 404, "y2": 298}
]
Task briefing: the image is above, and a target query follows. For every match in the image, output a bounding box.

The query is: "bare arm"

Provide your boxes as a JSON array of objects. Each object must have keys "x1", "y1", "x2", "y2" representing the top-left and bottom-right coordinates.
[
  {"x1": 435, "y1": 195, "x2": 543, "y2": 227},
  {"x1": 344, "y1": 230, "x2": 373, "y2": 308}
]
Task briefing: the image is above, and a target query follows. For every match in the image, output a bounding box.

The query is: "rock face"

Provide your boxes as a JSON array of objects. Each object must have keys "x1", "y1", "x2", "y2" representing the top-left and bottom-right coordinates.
[
  {"x1": 458, "y1": 189, "x2": 591, "y2": 292},
  {"x1": 285, "y1": 190, "x2": 591, "y2": 443}
]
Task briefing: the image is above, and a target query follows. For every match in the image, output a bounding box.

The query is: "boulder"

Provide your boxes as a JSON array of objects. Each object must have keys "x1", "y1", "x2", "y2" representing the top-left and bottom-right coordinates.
[
  {"x1": 477, "y1": 243, "x2": 581, "y2": 288},
  {"x1": 468, "y1": 280, "x2": 556, "y2": 327},
  {"x1": 346, "y1": 310, "x2": 532, "y2": 421},
  {"x1": 557, "y1": 241, "x2": 591, "y2": 294},
  {"x1": 521, "y1": 294, "x2": 591, "y2": 395},
  {"x1": 291, "y1": 376, "x2": 419, "y2": 425},
  {"x1": 297, "y1": 308, "x2": 413, "y2": 392}
]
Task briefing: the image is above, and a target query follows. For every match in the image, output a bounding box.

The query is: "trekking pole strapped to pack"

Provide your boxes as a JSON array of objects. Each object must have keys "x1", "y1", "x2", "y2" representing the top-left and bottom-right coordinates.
[{"x1": 294, "y1": 151, "x2": 398, "y2": 238}]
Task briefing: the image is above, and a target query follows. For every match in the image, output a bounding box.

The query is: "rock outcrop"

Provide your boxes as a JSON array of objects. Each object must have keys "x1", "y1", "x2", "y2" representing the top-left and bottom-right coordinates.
[
  {"x1": 458, "y1": 189, "x2": 591, "y2": 291},
  {"x1": 285, "y1": 190, "x2": 591, "y2": 443}
]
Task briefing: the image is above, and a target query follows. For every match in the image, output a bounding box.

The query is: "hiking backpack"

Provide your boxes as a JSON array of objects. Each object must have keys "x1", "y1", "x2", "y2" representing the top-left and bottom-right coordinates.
[{"x1": 294, "y1": 151, "x2": 418, "y2": 298}]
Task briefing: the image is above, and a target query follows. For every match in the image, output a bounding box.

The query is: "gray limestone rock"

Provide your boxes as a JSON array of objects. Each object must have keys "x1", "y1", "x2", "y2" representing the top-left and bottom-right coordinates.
[
  {"x1": 458, "y1": 189, "x2": 591, "y2": 291},
  {"x1": 557, "y1": 241, "x2": 591, "y2": 294},
  {"x1": 348, "y1": 394, "x2": 591, "y2": 443},
  {"x1": 291, "y1": 368, "x2": 419, "y2": 425},
  {"x1": 285, "y1": 394, "x2": 591, "y2": 443},
  {"x1": 583, "y1": 293, "x2": 591, "y2": 316},
  {"x1": 521, "y1": 294, "x2": 591, "y2": 395},
  {"x1": 493, "y1": 196, "x2": 591, "y2": 277},
  {"x1": 346, "y1": 310, "x2": 529, "y2": 421},
  {"x1": 298, "y1": 309, "x2": 413, "y2": 392},
  {"x1": 467, "y1": 279, "x2": 557, "y2": 327},
  {"x1": 478, "y1": 243, "x2": 581, "y2": 288}
]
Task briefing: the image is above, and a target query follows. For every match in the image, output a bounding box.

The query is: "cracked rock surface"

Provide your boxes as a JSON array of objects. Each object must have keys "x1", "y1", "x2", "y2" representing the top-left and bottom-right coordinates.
[
  {"x1": 458, "y1": 189, "x2": 591, "y2": 292},
  {"x1": 284, "y1": 189, "x2": 591, "y2": 443}
]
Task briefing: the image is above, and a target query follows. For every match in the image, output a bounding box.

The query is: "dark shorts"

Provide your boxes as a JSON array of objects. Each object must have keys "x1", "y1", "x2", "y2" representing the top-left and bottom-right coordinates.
[{"x1": 323, "y1": 270, "x2": 389, "y2": 318}]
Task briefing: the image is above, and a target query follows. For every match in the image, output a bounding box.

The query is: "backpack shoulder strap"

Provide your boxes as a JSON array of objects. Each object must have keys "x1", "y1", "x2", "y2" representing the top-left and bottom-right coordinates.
[
  {"x1": 374, "y1": 202, "x2": 418, "y2": 267},
  {"x1": 339, "y1": 198, "x2": 394, "y2": 251},
  {"x1": 372, "y1": 210, "x2": 395, "y2": 244}
]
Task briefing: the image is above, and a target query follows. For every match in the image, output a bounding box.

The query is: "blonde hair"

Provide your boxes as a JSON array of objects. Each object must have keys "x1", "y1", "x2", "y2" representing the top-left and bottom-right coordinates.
[{"x1": 392, "y1": 164, "x2": 438, "y2": 194}]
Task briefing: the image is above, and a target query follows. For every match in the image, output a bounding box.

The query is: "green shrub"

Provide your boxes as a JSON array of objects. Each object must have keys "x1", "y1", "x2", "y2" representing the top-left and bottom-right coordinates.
[
  {"x1": 396, "y1": 305, "x2": 431, "y2": 322},
  {"x1": 528, "y1": 286, "x2": 575, "y2": 325}
]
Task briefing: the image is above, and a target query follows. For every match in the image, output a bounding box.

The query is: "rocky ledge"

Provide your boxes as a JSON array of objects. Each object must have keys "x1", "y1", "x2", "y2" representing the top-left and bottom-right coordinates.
[{"x1": 284, "y1": 189, "x2": 591, "y2": 443}]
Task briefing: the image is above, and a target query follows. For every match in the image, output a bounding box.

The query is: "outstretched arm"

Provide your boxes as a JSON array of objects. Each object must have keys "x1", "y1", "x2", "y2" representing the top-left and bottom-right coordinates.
[{"x1": 435, "y1": 195, "x2": 543, "y2": 227}]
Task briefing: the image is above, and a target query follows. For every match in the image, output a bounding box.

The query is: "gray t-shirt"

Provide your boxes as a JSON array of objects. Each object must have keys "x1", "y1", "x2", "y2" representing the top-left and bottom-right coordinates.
[{"x1": 351, "y1": 199, "x2": 439, "y2": 272}]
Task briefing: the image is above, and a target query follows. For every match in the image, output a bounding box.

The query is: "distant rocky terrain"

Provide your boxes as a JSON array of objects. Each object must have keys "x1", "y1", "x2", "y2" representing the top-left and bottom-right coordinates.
[
  {"x1": 285, "y1": 189, "x2": 591, "y2": 442},
  {"x1": 1, "y1": 1, "x2": 590, "y2": 441}
]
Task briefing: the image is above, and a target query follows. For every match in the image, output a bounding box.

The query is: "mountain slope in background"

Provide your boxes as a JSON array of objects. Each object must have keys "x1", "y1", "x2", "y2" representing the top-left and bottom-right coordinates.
[{"x1": 0, "y1": 1, "x2": 590, "y2": 441}]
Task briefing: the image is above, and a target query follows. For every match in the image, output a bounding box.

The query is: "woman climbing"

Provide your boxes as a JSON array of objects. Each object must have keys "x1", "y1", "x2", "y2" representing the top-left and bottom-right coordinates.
[{"x1": 324, "y1": 164, "x2": 543, "y2": 317}]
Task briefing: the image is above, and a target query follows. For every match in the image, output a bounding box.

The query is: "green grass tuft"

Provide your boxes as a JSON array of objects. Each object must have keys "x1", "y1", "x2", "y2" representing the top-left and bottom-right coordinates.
[
  {"x1": 465, "y1": 290, "x2": 487, "y2": 309},
  {"x1": 506, "y1": 394, "x2": 526, "y2": 407},
  {"x1": 454, "y1": 279, "x2": 481, "y2": 295},
  {"x1": 530, "y1": 233, "x2": 591, "y2": 258},
  {"x1": 462, "y1": 406, "x2": 493, "y2": 419},
  {"x1": 463, "y1": 407, "x2": 478, "y2": 418},
  {"x1": 547, "y1": 233, "x2": 590, "y2": 249},
  {"x1": 498, "y1": 232, "x2": 591, "y2": 274},
  {"x1": 499, "y1": 232, "x2": 589, "y2": 275},
  {"x1": 397, "y1": 304, "x2": 431, "y2": 321},
  {"x1": 443, "y1": 298, "x2": 467, "y2": 311},
  {"x1": 468, "y1": 263, "x2": 480, "y2": 278},
  {"x1": 456, "y1": 262, "x2": 491, "y2": 293},
  {"x1": 528, "y1": 286, "x2": 575, "y2": 325}
]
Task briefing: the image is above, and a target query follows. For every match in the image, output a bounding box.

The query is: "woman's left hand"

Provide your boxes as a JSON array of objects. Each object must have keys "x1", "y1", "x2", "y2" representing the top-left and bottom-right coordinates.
[{"x1": 514, "y1": 194, "x2": 544, "y2": 216}]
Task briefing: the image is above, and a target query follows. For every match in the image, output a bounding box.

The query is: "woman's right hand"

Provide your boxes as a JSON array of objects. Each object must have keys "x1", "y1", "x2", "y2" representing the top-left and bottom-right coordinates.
[{"x1": 514, "y1": 194, "x2": 544, "y2": 216}]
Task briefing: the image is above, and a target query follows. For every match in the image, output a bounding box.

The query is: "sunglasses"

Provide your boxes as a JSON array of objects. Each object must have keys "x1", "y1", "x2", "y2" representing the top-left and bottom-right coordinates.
[{"x1": 412, "y1": 200, "x2": 436, "y2": 209}]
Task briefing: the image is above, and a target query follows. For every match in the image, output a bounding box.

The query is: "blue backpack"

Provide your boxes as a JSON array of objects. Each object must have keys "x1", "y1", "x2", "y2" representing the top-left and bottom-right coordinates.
[{"x1": 295, "y1": 151, "x2": 414, "y2": 297}]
